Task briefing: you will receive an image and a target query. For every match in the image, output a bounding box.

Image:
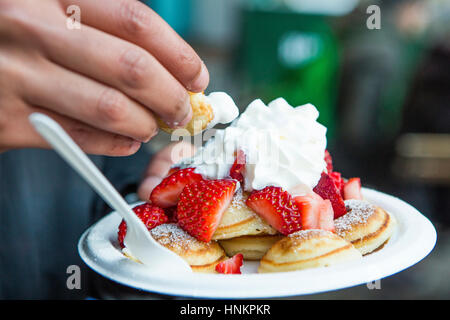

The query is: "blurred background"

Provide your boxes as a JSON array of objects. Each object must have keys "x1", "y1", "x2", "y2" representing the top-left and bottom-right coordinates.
[{"x1": 143, "y1": 0, "x2": 450, "y2": 299}]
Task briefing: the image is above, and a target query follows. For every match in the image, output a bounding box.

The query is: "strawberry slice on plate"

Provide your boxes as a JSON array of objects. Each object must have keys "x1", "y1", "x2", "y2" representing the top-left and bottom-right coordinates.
[
  {"x1": 229, "y1": 149, "x2": 246, "y2": 184},
  {"x1": 150, "y1": 168, "x2": 203, "y2": 208},
  {"x1": 343, "y1": 178, "x2": 363, "y2": 200},
  {"x1": 294, "y1": 193, "x2": 335, "y2": 232},
  {"x1": 177, "y1": 179, "x2": 237, "y2": 242},
  {"x1": 246, "y1": 186, "x2": 302, "y2": 235},
  {"x1": 215, "y1": 253, "x2": 243, "y2": 274},
  {"x1": 313, "y1": 172, "x2": 347, "y2": 219},
  {"x1": 117, "y1": 203, "x2": 168, "y2": 248}
]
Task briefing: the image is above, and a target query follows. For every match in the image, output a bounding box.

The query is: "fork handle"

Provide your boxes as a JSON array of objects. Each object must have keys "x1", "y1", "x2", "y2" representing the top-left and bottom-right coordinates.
[{"x1": 29, "y1": 113, "x2": 138, "y2": 223}]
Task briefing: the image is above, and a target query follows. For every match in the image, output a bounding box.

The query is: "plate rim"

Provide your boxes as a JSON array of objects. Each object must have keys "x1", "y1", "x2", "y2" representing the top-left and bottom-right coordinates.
[{"x1": 78, "y1": 188, "x2": 437, "y2": 298}]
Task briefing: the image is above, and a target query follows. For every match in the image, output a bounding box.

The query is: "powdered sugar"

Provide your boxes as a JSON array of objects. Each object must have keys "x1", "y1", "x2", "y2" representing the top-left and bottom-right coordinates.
[
  {"x1": 149, "y1": 223, "x2": 195, "y2": 247},
  {"x1": 230, "y1": 189, "x2": 246, "y2": 210},
  {"x1": 288, "y1": 229, "x2": 333, "y2": 240},
  {"x1": 334, "y1": 200, "x2": 376, "y2": 233}
]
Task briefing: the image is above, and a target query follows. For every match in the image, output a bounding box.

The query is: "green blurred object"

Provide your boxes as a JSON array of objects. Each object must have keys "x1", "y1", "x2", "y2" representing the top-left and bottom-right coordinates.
[
  {"x1": 142, "y1": 0, "x2": 191, "y2": 36},
  {"x1": 241, "y1": 8, "x2": 340, "y2": 138}
]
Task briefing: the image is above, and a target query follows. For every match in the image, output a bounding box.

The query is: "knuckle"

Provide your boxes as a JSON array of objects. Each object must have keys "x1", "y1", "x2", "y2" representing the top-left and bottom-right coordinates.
[
  {"x1": 96, "y1": 89, "x2": 128, "y2": 122},
  {"x1": 173, "y1": 91, "x2": 189, "y2": 117},
  {"x1": 178, "y1": 50, "x2": 202, "y2": 82},
  {"x1": 164, "y1": 94, "x2": 187, "y2": 121},
  {"x1": 139, "y1": 125, "x2": 158, "y2": 142},
  {"x1": 118, "y1": 48, "x2": 150, "y2": 89},
  {"x1": 118, "y1": 0, "x2": 153, "y2": 37},
  {"x1": 69, "y1": 126, "x2": 91, "y2": 148},
  {"x1": 110, "y1": 135, "x2": 140, "y2": 156}
]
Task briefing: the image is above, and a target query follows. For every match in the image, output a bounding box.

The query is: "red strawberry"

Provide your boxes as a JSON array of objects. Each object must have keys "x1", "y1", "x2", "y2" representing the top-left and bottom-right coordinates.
[
  {"x1": 324, "y1": 149, "x2": 333, "y2": 173},
  {"x1": 317, "y1": 200, "x2": 335, "y2": 232},
  {"x1": 343, "y1": 178, "x2": 363, "y2": 200},
  {"x1": 163, "y1": 206, "x2": 178, "y2": 222},
  {"x1": 294, "y1": 193, "x2": 323, "y2": 230},
  {"x1": 229, "y1": 149, "x2": 246, "y2": 184},
  {"x1": 167, "y1": 167, "x2": 180, "y2": 176},
  {"x1": 177, "y1": 179, "x2": 237, "y2": 242},
  {"x1": 215, "y1": 253, "x2": 243, "y2": 274},
  {"x1": 246, "y1": 186, "x2": 302, "y2": 235},
  {"x1": 117, "y1": 203, "x2": 168, "y2": 248},
  {"x1": 329, "y1": 171, "x2": 345, "y2": 196},
  {"x1": 150, "y1": 168, "x2": 203, "y2": 208},
  {"x1": 294, "y1": 194, "x2": 335, "y2": 232},
  {"x1": 313, "y1": 172, "x2": 347, "y2": 219}
]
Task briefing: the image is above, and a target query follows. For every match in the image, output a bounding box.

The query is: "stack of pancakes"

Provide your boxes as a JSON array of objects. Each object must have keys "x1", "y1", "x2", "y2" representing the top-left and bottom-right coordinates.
[{"x1": 125, "y1": 191, "x2": 396, "y2": 273}]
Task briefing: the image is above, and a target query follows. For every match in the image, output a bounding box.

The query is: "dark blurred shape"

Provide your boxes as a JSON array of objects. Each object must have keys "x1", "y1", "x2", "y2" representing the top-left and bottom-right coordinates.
[
  {"x1": 400, "y1": 40, "x2": 450, "y2": 134},
  {"x1": 393, "y1": 38, "x2": 450, "y2": 226}
]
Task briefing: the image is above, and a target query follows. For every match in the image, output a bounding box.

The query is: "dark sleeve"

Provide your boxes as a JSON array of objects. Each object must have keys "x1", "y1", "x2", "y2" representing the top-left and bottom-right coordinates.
[{"x1": 90, "y1": 145, "x2": 153, "y2": 222}]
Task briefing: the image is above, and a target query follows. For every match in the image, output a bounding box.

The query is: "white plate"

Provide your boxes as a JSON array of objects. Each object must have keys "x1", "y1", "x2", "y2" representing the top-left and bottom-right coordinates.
[{"x1": 78, "y1": 188, "x2": 436, "y2": 298}]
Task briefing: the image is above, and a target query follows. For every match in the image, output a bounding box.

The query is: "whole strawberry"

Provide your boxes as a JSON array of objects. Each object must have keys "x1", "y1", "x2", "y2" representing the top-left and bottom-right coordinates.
[
  {"x1": 117, "y1": 203, "x2": 168, "y2": 248},
  {"x1": 177, "y1": 179, "x2": 237, "y2": 242}
]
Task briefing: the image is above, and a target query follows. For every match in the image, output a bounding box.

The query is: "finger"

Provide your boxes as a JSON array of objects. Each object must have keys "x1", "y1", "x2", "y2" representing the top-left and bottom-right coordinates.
[
  {"x1": 138, "y1": 141, "x2": 196, "y2": 200},
  {"x1": 59, "y1": 0, "x2": 209, "y2": 92},
  {"x1": 21, "y1": 56, "x2": 159, "y2": 142},
  {"x1": 5, "y1": 103, "x2": 141, "y2": 156},
  {"x1": 36, "y1": 9, "x2": 191, "y2": 128}
]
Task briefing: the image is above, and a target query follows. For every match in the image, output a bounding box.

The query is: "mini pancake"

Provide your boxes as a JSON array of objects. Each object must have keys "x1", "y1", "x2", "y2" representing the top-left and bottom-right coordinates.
[
  {"x1": 334, "y1": 200, "x2": 397, "y2": 255},
  {"x1": 157, "y1": 92, "x2": 214, "y2": 136},
  {"x1": 212, "y1": 189, "x2": 278, "y2": 240},
  {"x1": 121, "y1": 223, "x2": 226, "y2": 273},
  {"x1": 219, "y1": 235, "x2": 283, "y2": 260},
  {"x1": 258, "y1": 229, "x2": 362, "y2": 273}
]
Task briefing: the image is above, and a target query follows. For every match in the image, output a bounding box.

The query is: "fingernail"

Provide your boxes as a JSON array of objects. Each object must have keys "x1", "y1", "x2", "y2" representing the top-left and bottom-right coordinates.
[
  {"x1": 130, "y1": 140, "x2": 141, "y2": 152},
  {"x1": 151, "y1": 127, "x2": 159, "y2": 138},
  {"x1": 188, "y1": 61, "x2": 209, "y2": 92}
]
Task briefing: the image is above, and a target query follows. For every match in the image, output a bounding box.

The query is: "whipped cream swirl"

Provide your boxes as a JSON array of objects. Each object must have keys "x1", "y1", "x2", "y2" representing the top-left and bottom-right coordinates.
[
  {"x1": 177, "y1": 98, "x2": 327, "y2": 196},
  {"x1": 206, "y1": 92, "x2": 239, "y2": 128}
]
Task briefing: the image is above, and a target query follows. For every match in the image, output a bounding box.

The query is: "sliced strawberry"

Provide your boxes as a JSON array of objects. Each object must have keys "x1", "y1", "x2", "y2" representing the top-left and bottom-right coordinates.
[
  {"x1": 229, "y1": 149, "x2": 246, "y2": 184},
  {"x1": 150, "y1": 168, "x2": 203, "y2": 208},
  {"x1": 246, "y1": 186, "x2": 302, "y2": 235},
  {"x1": 177, "y1": 179, "x2": 237, "y2": 242},
  {"x1": 294, "y1": 193, "x2": 323, "y2": 230},
  {"x1": 117, "y1": 203, "x2": 168, "y2": 248},
  {"x1": 324, "y1": 149, "x2": 333, "y2": 173},
  {"x1": 294, "y1": 193, "x2": 334, "y2": 232},
  {"x1": 215, "y1": 253, "x2": 243, "y2": 274},
  {"x1": 317, "y1": 199, "x2": 335, "y2": 232},
  {"x1": 343, "y1": 178, "x2": 363, "y2": 200},
  {"x1": 313, "y1": 172, "x2": 347, "y2": 219},
  {"x1": 329, "y1": 171, "x2": 345, "y2": 196}
]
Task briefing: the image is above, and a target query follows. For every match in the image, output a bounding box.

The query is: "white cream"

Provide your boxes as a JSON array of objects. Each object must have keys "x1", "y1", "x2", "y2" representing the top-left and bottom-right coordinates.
[
  {"x1": 206, "y1": 91, "x2": 239, "y2": 128},
  {"x1": 177, "y1": 97, "x2": 327, "y2": 196}
]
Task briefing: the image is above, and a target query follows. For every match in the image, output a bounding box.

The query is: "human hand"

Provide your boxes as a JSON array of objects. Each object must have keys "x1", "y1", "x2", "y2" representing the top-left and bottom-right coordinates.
[
  {"x1": 0, "y1": 0, "x2": 208, "y2": 155},
  {"x1": 137, "y1": 141, "x2": 196, "y2": 200}
]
